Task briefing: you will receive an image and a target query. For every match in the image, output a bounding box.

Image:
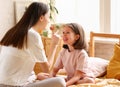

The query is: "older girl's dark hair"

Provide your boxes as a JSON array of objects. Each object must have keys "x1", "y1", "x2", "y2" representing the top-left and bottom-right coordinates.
[
  {"x1": 63, "y1": 23, "x2": 88, "y2": 51},
  {"x1": 0, "y1": 2, "x2": 49, "y2": 49}
]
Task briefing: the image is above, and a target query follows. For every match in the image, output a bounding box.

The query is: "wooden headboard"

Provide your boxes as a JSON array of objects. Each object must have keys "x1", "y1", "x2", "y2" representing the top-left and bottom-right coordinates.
[{"x1": 89, "y1": 31, "x2": 120, "y2": 57}]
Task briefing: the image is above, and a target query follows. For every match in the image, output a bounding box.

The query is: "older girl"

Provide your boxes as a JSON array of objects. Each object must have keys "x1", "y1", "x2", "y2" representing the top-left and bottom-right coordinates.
[{"x1": 0, "y1": 2, "x2": 65, "y2": 87}]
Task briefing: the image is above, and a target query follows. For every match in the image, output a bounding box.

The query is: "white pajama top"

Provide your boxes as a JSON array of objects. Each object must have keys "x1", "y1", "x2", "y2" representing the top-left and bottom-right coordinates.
[{"x1": 0, "y1": 28, "x2": 47, "y2": 86}]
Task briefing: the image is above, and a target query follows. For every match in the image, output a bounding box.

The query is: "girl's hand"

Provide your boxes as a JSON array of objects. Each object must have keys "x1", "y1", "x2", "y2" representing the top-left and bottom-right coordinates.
[
  {"x1": 37, "y1": 73, "x2": 49, "y2": 80},
  {"x1": 48, "y1": 73, "x2": 54, "y2": 78},
  {"x1": 49, "y1": 71, "x2": 56, "y2": 78},
  {"x1": 51, "y1": 31, "x2": 61, "y2": 45}
]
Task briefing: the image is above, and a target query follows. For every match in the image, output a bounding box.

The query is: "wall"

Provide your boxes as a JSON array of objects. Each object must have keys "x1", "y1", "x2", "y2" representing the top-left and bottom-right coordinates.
[{"x1": 0, "y1": 0, "x2": 15, "y2": 40}]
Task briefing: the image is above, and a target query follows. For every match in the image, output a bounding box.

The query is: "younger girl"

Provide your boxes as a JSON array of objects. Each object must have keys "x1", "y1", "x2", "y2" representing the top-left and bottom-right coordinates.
[{"x1": 50, "y1": 23, "x2": 95, "y2": 86}]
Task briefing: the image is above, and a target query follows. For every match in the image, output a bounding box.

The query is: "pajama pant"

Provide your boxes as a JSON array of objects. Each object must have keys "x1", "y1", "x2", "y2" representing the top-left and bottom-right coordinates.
[{"x1": 0, "y1": 77, "x2": 66, "y2": 87}]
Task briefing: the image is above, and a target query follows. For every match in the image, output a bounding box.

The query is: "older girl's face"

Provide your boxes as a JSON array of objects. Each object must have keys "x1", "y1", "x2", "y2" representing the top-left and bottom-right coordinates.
[
  {"x1": 39, "y1": 11, "x2": 50, "y2": 30},
  {"x1": 43, "y1": 11, "x2": 50, "y2": 27},
  {"x1": 62, "y1": 26, "x2": 79, "y2": 46}
]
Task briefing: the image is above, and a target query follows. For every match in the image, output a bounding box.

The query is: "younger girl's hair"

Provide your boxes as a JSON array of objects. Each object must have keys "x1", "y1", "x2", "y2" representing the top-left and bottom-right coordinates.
[
  {"x1": 0, "y1": 2, "x2": 49, "y2": 49},
  {"x1": 63, "y1": 23, "x2": 88, "y2": 51}
]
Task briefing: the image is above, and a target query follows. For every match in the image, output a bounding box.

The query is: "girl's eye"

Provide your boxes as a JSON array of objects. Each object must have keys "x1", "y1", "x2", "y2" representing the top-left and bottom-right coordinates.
[
  {"x1": 66, "y1": 32, "x2": 69, "y2": 34},
  {"x1": 63, "y1": 32, "x2": 70, "y2": 34}
]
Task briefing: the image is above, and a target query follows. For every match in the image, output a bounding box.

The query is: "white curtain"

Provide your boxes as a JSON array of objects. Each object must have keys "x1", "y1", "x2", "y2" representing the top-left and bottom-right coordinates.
[{"x1": 111, "y1": 0, "x2": 120, "y2": 34}]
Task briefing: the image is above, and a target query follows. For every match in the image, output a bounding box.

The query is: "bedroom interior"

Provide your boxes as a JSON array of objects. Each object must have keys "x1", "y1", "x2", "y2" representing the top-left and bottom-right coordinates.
[{"x1": 0, "y1": 0, "x2": 120, "y2": 87}]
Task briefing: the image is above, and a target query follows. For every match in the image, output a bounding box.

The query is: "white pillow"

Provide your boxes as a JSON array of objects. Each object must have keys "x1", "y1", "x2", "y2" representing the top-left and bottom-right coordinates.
[{"x1": 88, "y1": 57, "x2": 109, "y2": 77}]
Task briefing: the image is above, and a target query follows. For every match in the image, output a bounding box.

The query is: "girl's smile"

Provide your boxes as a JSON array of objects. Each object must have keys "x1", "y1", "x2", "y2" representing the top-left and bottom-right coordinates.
[{"x1": 62, "y1": 26, "x2": 79, "y2": 46}]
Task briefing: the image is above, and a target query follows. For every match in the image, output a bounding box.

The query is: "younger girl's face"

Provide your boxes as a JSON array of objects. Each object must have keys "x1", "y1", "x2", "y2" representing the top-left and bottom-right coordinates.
[{"x1": 62, "y1": 26, "x2": 79, "y2": 46}]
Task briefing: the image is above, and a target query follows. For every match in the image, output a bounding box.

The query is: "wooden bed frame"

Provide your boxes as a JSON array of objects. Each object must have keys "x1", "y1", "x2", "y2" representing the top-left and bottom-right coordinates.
[{"x1": 89, "y1": 31, "x2": 120, "y2": 57}]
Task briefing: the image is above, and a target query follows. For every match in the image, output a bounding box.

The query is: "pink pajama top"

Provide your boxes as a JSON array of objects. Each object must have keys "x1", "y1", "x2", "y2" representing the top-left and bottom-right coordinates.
[{"x1": 54, "y1": 48, "x2": 94, "y2": 80}]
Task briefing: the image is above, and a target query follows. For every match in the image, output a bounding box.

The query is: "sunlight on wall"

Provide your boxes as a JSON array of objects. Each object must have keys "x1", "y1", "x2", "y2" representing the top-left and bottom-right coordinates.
[
  {"x1": 55, "y1": 0, "x2": 99, "y2": 34},
  {"x1": 111, "y1": 0, "x2": 120, "y2": 34}
]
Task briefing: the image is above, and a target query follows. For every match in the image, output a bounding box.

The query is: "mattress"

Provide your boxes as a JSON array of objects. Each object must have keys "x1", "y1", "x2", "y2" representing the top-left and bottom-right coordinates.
[{"x1": 69, "y1": 78, "x2": 120, "y2": 87}]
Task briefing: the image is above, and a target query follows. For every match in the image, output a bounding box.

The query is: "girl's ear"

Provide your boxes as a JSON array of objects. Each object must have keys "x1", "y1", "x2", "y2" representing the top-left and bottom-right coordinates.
[
  {"x1": 39, "y1": 15, "x2": 44, "y2": 22},
  {"x1": 75, "y1": 35, "x2": 80, "y2": 40}
]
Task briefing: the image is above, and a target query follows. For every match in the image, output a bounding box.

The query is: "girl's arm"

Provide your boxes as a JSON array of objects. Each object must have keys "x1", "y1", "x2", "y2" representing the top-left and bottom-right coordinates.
[
  {"x1": 66, "y1": 70, "x2": 84, "y2": 86},
  {"x1": 37, "y1": 65, "x2": 60, "y2": 80},
  {"x1": 47, "y1": 34, "x2": 60, "y2": 68},
  {"x1": 50, "y1": 67, "x2": 59, "y2": 77}
]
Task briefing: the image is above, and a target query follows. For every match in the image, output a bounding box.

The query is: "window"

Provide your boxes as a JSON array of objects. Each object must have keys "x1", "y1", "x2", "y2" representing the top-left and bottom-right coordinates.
[{"x1": 55, "y1": 0, "x2": 99, "y2": 34}]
